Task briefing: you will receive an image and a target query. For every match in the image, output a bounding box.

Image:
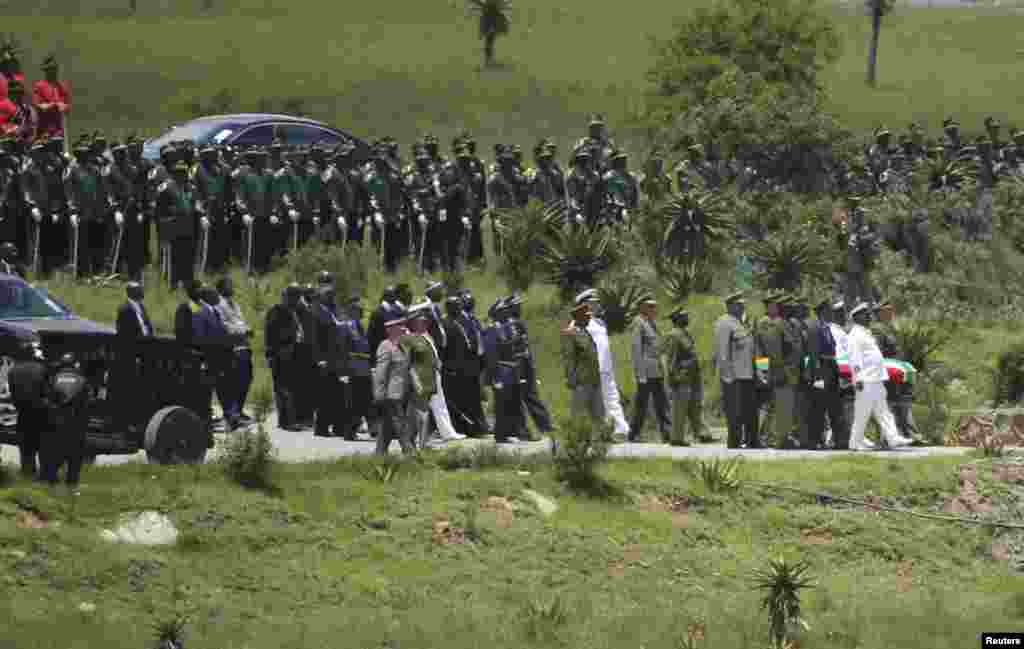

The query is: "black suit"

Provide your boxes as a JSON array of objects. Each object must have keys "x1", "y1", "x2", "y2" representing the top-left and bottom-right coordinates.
[
  {"x1": 114, "y1": 300, "x2": 154, "y2": 428},
  {"x1": 265, "y1": 303, "x2": 305, "y2": 429},
  {"x1": 311, "y1": 302, "x2": 346, "y2": 436},
  {"x1": 293, "y1": 300, "x2": 317, "y2": 425},
  {"x1": 805, "y1": 318, "x2": 847, "y2": 449},
  {"x1": 441, "y1": 316, "x2": 488, "y2": 436}
]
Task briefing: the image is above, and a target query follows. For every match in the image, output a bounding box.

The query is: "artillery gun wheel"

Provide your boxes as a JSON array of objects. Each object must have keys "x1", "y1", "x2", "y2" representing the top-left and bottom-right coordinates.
[{"x1": 145, "y1": 406, "x2": 207, "y2": 465}]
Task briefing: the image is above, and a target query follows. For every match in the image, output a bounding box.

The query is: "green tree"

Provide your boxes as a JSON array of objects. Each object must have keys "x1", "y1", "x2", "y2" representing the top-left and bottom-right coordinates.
[
  {"x1": 467, "y1": 0, "x2": 512, "y2": 68},
  {"x1": 647, "y1": 0, "x2": 841, "y2": 110},
  {"x1": 866, "y1": 0, "x2": 896, "y2": 88}
]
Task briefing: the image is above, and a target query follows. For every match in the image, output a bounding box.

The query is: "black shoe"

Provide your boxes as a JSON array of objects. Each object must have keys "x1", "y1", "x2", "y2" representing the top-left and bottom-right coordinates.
[
  {"x1": 282, "y1": 424, "x2": 304, "y2": 432},
  {"x1": 238, "y1": 413, "x2": 254, "y2": 424}
]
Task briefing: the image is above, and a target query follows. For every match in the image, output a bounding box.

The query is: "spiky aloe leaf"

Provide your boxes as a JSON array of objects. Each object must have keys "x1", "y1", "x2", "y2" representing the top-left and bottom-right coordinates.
[
  {"x1": 538, "y1": 222, "x2": 617, "y2": 303},
  {"x1": 659, "y1": 256, "x2": 713, "y2": 304},
  {"x1": 744, "y1": 222, "x2": 832, "y2": 291},
  {"x1": 596, "y1": 275, "x2": 647, "y2": 335},
  {"x1": 494, "y1": 199, "x2": 567, "y2": 292},
  {"x1": 661, "y1": 189, "x2": 734, "y2": 261}
]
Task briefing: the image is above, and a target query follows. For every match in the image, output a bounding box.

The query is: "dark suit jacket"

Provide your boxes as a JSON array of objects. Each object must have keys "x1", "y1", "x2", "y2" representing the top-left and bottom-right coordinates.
[
  {"x1": 442, "y1": 316, "x2": 481, "y2": 376},
  {"x1": 265, "y1": 303, "x2": 303, "y2": 361},
  {"x1": 116, "y1": 300, "x2": 153, "y2": 339},
  {"x1": 806, "y1": 318, "x2": 839, "y2": 385},
  {"x1": 174, "y1": 301, "x2": 196, "y2": 343},
  {"x1": 311, "y1": 302, "x2": 345, "y2": 373}
]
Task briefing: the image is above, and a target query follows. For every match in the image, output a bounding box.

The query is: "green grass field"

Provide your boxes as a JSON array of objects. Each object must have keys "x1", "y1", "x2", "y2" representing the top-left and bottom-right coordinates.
[
  {"x1": 4, "y1": 451, "x2": 1024, "y2": 649},
  {"x1": 2, "y1": 0, "x2": 1023, "y2": 154}
]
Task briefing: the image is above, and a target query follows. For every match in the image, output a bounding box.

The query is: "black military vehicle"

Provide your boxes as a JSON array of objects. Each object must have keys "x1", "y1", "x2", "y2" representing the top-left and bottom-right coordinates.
[{"x1": 0, "y1": 274, "x2": 217, "y2": 464}]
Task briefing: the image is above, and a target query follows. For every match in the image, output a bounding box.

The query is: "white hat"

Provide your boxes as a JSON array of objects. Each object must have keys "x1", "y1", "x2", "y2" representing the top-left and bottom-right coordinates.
[
  {"x1": 849, "y1": 302, "x2": 870, "y2": 317},
  {"x1": 832, "y1": 299, "x2": 845, "y2": 311}
]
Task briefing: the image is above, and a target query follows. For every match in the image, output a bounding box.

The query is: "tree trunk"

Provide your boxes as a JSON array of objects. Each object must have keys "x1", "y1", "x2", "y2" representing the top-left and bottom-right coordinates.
[
  {"x1": 484, "y1": 34, "x2": 496, "y2": 67},
  {"x1": 867, "y1": 7, "x2": 881, "y2": 87},
  {"x1": 129, "y1": 0, "x2": 136, "y2": 12}
]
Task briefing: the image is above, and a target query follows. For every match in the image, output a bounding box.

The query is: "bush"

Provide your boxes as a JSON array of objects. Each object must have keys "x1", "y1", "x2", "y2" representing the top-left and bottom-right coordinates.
[
  {"x1": 280, "y1": 239, "x2": 372, "y2": 299},
  {"x1": 596, "y1": 273, "x2": 647, "y2": 336},
  {"x1": 994, "y1": 341, "x2": 1024, "y2": 406},
  {"x1": 219, "y1": 385, "x2": 277, "y2": 491},
  {"x1": 495, "y1": 200, "x2": 567, "y2": 293},
  {"x1": 538, "y1": 222, "x2": 621, "y2": 304},
  {"x1": 552, "y1": 417, "x2": 611, "y2": 491}
]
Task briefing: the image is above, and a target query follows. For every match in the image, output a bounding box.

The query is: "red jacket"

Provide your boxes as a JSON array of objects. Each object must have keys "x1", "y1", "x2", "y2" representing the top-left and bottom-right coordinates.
[
  {"x1": 0, "y1": 97, "x2": 16, "y2": 136},
  {"x1": 31, "y1": 79, "x2": 70, "y2": 138}
]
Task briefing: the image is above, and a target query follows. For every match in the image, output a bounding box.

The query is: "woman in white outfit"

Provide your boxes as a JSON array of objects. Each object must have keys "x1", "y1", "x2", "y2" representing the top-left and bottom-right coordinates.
[{"x1": 846, "y1": 302, "x2": 911, "y2": 451}]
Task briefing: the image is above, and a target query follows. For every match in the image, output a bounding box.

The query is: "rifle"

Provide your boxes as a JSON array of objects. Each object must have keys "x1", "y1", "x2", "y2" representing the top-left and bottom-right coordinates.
[
  {"x1": 197, "y1": 206, "x2": 210, "y2": 276},
  {"x1": 109, "y1": 211, "x2": 124, "y2": 277},
  {"x1": 31, "y1": 214, "x2": 41, "y2": 276},
  {"x1": 245, "y1": 216, "x2": 254, "y2": 275},
  {"x1": 415, "y1": 201, "x2": 427, "y2": 275},
  {"x1": 69, "y1": 214, "x2": 79, "y2": 279}
]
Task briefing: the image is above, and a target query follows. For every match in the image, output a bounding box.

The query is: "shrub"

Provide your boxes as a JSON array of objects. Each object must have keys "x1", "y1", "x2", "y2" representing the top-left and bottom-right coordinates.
[
  {"x1": 552, "y1": 417, "x2": 611, "y2": 491},
  {"x1": 596, "y1": 273, "x2": 647, "y2": 336},
  {"x1": 281, "y1": 239, "x2": 372, "y2": 299},
  {"x1": 994, "y1": 341, "x2": 1024, "y2": 406},
  {"x1": 523, "y1": 595, "x2": 568, "y2": 642},
  {"x1": 751, "y1": 557, "x2": 814, "y2": 649},
  {"x1": 494, "y1": 200, "x2": 568, "y2": 293},
  {"x1": 538, "y1": 222, "x2": 620, "y2": 304},
  {"x1": 219, "y1": 385, "x2": 276, "y2": 491},
  {"x1": 892, "y1": 317, "x2": 954, "y2": 375},
  {"x1": 744, "y1": 221, "x2": 832, "y2": 291}
]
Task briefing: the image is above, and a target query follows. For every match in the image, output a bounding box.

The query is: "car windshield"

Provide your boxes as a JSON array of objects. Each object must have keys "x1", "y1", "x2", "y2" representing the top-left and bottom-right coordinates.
[
  {"x1": 146, "y1": 120, "x2": 243, "y2": 149},
  {"x1": 0, "y1": 279, "x2": 70, "y2": 319}
]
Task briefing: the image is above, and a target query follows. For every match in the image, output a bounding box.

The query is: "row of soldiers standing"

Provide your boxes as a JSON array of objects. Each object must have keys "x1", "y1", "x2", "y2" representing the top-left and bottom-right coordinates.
[{"x1": 0, "y1": 113, "x2": 663, "y2": 283}]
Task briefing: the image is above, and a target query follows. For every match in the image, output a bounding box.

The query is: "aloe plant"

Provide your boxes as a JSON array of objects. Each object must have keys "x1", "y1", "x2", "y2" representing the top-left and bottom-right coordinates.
[{"x1": 751, "y1": 557, "x2": 814, "y2": 648}]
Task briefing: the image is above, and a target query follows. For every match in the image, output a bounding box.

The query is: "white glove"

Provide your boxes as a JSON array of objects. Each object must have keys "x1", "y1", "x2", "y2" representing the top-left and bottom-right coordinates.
[
  {"x1": 70, "y1": 214, "x2": 79, "y2": 228},
  {"x1": 270, "y1": 215, "x2": 281, "y2": 226},
  {"x1": 114, "y1": 211, "x2": 124, "y2": 227},
  {"x1": 412, "y1": 200, "x2": 421, "y2": 212},
  {"x1": 461, "y1": 217, "x2": 470, "y2": 228},
  {"x1": 356, "y1": 219, "x2": 364, "y2": 229},
  {"x1": 637, "y1": 377, "x2": 647, "y2": 385},
  {"x1": 418, "y1": 214, "x2": 427, "y2": 226},
  {"x1": 242, "y1": 214, "x2": 253, "y2": 226},
  {"x1": 813, "y1": 379, "x2": 825, "y2": 390},
  {"x1": 439, "y1": 209, "x2": 447, "y2": 222},
  {"x1": 196, "y1": 201, "x2": 206, "y2": 214},
  {"x1": 289, "y1": 209, "x2": 300, "y2": 223},
  {"x1": 313, "y1": 217, "x2": 321, "y2": 226},
  {"x1": 374, "y1": 213, "x2": 384, "y2": 227},
  {"x1": 623, "y1": 209, "x2": 630, "y2": 220},
  {"x1": 494, "y1": 382, "x2": 503, "y2": 390},
  {"x1": 337, "y1": 217, "x2": 346, "y2": 229},
  {"x1": 136, "y1": 213, "x2": 144, "y2": 224},
  {"x1": 31, "y1": 207, "x2": 41, "y2": 223},
  {"x1": 575, "y1": 214, "x2": 584, "y2": 225},
  {"x1": 283, "y1": 196, "x2": 293, "y2": 208},
  {"x1": 340, "y1": 376, "x2": 350, "y2": 384},
  {"x1": 200, "y1": 217, "x2": 210, "y2": 230}
]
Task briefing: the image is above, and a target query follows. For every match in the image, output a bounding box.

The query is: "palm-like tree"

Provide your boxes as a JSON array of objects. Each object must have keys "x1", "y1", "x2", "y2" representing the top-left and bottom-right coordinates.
[
  {"x1": 661, "y1": 190, "x2": 733, "y2": 261},
  {"x1": 467, "y1": 0, "x2": 512, "y2": 68},
  {"x1": 658, "y1": 257, "x2": 713, "y2": 304},
  {"x1": 538, "y1": 222, "x2": 618, "y2": 304},
  {"x1": 493, "y1": 199, "x2": 566, "y2": 291},
  {"x1": 744, "y1": 222, "x2": 832, "y2": 291},
  {"x1": 595, "y1": 275, "x2": 647, "y2": 335},
  {"x1": 866, "y1": 0, "x2": 896, "y2": 87}
]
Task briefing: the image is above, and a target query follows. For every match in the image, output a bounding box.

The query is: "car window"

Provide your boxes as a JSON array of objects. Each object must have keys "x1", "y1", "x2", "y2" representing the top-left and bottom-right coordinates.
[
  {"x1": 146, "y1": 121, "x2": 241, "y2": 149},
  {"x1": 0, "y1": 279, "x2": 69, "y2": 319},
  {"x1": 280, "y1": 124, "x2": 344, "y2": 147},
  {"x1": 230, "y1": 124, "x2": 276, "y2": 148}
]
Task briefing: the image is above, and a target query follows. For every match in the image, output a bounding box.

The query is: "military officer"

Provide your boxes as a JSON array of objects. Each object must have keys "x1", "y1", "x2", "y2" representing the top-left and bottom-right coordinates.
[
  {"x1": 602, "y1": 150, "x2": 638, "y2": 226},
  {"x1": 127, "y1": 136, "x2": 154, "y2": 269},
  {"x1": 311, "y1": 282, "x2": 346, "y2": 438},
  {"x1": 487, "y1": 147, "x2": 529, "y2": 220},
  {"x1": 265, "y1": 284, "x2": 306, "y2": 431},
  {"x1": 63, "y1": 136, "x2": 104, "y2": 277},
  {"x1": 561, "y1": 300, "x2": 605, "y2": 427},
  {"x1": 365, "y1": 146, "x2": 405, "y2": 273},
  {"x1": 193, "y1": 145, "x2": 231, "y2": 274},
  {"x1": 528, "y1": 140, "x2": 566, "y2": 205},
  {"x1": 459, "y1": 132, "x2": 488, "y2": 263},
  {"x1": 566, "y1": 148, "x2": 601, "y2": 226},
  {"x1": 639, "y1": 152, "x2": 672, "y2": 204},
  {"x1": 712, "y1": 292, "x2": 757, "y2": 448},
  {"x1": 232, "y1": 147, "x2": 272, "y2": 273},
  {"x1": 103, "y1": 141, "x2": 134, "y2": 277},
  {"x1": 438, "y1": 145, "x2": 478, "y2": 272},
  {"x1": 660, "y1": 307, "x2": 704, "y2": 446},
  {"x1": 576, "y1": 113, "x2": 616, "y2": 175},
  {"x1": 942, "y1": 117, "x2": 961, "y2": 160},
  {"x1": 807, "y1": 299, "x2": 847, "y2": 450},
  {"x1": 340, "y1": 293, "x2": 373, "y2": 440},
  {"x1": 19, "y1": 140, "x2": 51, "y2": 275},
  {"x1": 505, "y1": 292, "x2": 551, "y2": 438},
  {"x1": 629, "y1": 296, "x2": 670, "y2": 442},
  {"x1": 153, "y1": 159, "x2": 197, "y2": 289},
  {"x1": 484, "y1": 297, "x2": 526, "y2": 443},
  {"x1": 405, "y1": 147, "x2": 442, "y2": 273},
  {"x1": 322, "y1": 144, "x2": 357, "y2": 244}
]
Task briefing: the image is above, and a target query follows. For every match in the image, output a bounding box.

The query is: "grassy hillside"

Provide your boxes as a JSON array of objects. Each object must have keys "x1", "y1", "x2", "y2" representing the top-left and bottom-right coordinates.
[
  {"x1": 0, "y1": 0, "x2": 1022, "y2": 156},
  {"x1": 3, "y1": 451, "x2": 1024, "y2": 649}
]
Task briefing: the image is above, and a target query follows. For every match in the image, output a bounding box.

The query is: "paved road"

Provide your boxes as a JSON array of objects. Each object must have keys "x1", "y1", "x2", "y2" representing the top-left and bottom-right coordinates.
[{"x1": 0, "y1": 410, "x2": 976, "y2": 467}]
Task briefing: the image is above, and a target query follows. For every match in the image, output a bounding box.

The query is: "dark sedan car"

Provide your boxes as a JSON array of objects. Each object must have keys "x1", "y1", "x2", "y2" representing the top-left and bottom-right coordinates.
[{"x1": 142, "y1": 113, "x2": 371, "y2": 161}]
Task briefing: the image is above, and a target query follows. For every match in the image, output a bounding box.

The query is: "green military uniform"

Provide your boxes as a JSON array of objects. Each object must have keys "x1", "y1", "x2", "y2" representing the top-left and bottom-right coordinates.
[
  {"x1": 400, "y1": 330, "x2": 439, "y2": 448},
  {"x1": 561, "y1": 310, "x2": 604, "y2": 424},
  {"x1": 871, "y1": 306, "x2": 915, "y2": 441},
  {"x1": 660, "y1": 310, "x2": 704, "y2": 445}
]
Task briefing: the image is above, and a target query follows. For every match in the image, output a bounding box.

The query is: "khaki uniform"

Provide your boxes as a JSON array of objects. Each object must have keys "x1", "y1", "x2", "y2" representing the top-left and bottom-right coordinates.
[
  {"x1": 561, "y1": 323, "x2": 604, "y2": 424},
  {"x1": 660, "y1": 327, "x2": 704, "y2": 444}
]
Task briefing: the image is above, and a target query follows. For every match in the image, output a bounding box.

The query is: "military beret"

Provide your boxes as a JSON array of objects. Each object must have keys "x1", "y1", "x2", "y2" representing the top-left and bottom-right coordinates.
[
  {"x1": 41, "y1": 54, "x2": 58, "y2": 70},
  {"x1": 943, "y1": 117, "x2": 959, "y2": 129},
  {"x1": 1011, "y1": 128, "x2": 1023, "y2": 140},
  {"x1": 611, "y1": 150, "x2": 627, "y2": 161},
  {"x1": 985, "y1": 116, "x2": 1000, "y2": 128},
  {"x1": 849, "y1": 302, "x2": 871, "y2": 317},
  {"x1": 669, "y1": 307, "x2": 689, "y2": 321},
  {"x1": 874, "y1": 126, "x2": 891, "y2": 138},
  {"x1": 688, "y1": 144, "x2": 704, "y2": 154},
  {"x1": 832, "y1": 299, "x2": 845, "y2": 311},
  {"x1": 574, "y1": 148, "x2": 592, "y2": 159},
  {"x1": 455, "y1": 146, "x2": 472, "y2": 159},
  {"x1": 588, "y1": 113, "x2": 605, "y2": 126},
  {"x1": 724, "y1": 291, "x2": 745, "y2": 304}
]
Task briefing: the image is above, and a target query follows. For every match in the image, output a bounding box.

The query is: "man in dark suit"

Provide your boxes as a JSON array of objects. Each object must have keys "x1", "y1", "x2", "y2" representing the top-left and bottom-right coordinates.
[
  {"x1": 114, "y1": 281, "x2": 153, "y2": 429},
  {"x1": 311, "y1": 283, "x2": 346, "y2": 437},
  {"x1": 265, "y1": 284, "x2": 305, "y2": 432},
  {"x1": 173, "y1": 280, "x2": 205, "y2": 343},
  {"x1": 115, "y1": 281, "x2": 152, "y2": 339},
  {"x1": 806, "y1": 299, "x2": 847, "y2": 450},
  {"x1": 442, "y1": 296, "x2": 489, "y2": 437},
  {"x1": 293, "y1": 283, "x2": 317, "y2": 429}
]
